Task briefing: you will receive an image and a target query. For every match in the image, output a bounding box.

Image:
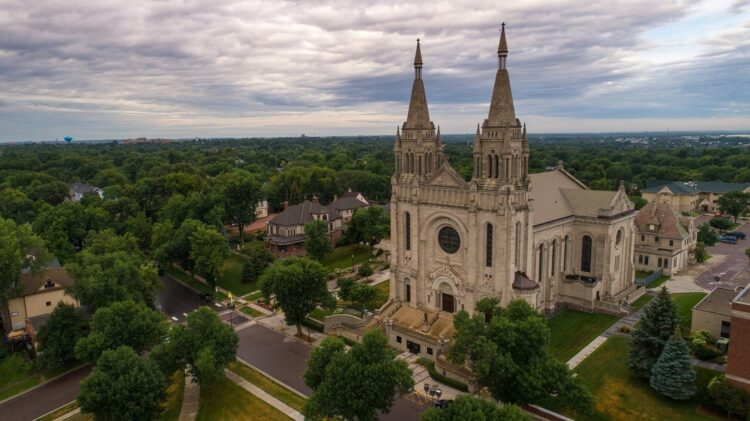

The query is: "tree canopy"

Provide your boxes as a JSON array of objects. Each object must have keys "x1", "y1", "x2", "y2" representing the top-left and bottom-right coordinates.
[
  {"x1": 717, "y1": 190, "x2": 750, "y2": 222},
  {"x1": 260, "y1": 257, "x2": 334, "y2": 336},
  {"x1": 346, "y1": 206, "x2": 390, "y2": 247},
  {"x1": 650, "y1": 336, "x2": 696, "y2": 400},
  {"x1": 304, "y1": 219, "x2": 332, "y2": 261},
  {"x1": 37, "y1": 302, "x2": 88, "y2": 369},
  {"x1": 0, "y1": 217, "x2": 50, "y2": 300},
  {"x1": 421, "y1": 395, "x2": 530, "y2": 421},
  {"x1": 629, "y1": 287, "x2": 679, "y2": 379},
  {"x1": 448, "y1": 299, "x2": 594, "y2": 414},
  {"x1": 303, "y1": 331, "x2": 414, "y2": 421}
]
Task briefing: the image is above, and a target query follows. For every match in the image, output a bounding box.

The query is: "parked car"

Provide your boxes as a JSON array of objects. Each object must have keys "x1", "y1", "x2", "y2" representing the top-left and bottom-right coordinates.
[
  {"x1": 719, "y1": 235, "x2": 738, "y2": 244},
  {"x1": 726, "y1": 231, "x2": 746, "y2": 240},
  {"x1": 434, "y1": 399, "x2": 453, "y2": 409},
  {"x1": 198, "y1": 292, "x2": 214, "y2": 303}
]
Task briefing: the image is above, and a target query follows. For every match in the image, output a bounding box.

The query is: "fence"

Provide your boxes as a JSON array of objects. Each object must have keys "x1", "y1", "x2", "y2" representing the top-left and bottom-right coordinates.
[{"x1": 636, "y1": 269, "x2": 663, "y2": 287}]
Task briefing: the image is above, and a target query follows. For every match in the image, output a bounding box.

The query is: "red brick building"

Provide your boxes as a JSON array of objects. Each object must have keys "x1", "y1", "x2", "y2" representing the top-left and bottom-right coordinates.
[{"x1": 727, "y1": 285, "x2": 750, "y2": 392}]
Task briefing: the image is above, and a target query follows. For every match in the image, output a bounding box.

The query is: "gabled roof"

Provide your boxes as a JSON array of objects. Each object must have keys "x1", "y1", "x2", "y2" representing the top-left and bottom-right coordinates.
[
  {"x1": 69, "y1": 182, "x2": 102, "y2": 195},
  {"x1": 529, "y1": 168, "x2": 584, "y2": 224},
  {"x1": 693, "y1": 287, "x2": 737, "y2": 316},
  {"x1": 643, "y1": 180, "x2": 750, "y2": 195},
  {"x1": 635, "y1": 201, "x2": 691, "y2": 238},
  {"x1": 269, "y1": 199, "x2": 340, "y2": 227},
  {"x1": 330, "y1": 195, "x2": 368, "y2": 212},
  {"x1": 18, "y1": 267, "x2": 74, "y2": 297},
  {"x1": 560, "y1": 189, "x2": 620, "y2": 218}
]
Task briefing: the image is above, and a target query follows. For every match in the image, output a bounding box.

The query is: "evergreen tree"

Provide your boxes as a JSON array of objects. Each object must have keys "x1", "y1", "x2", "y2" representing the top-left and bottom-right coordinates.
[
  {"x1": 629, "y1": 286, "x2": 679, "y2": 379},
  {"x1": 650, "y1": 336, "x2": 696, "y2": 400},
  {"x1": 241, "y1": 260, "x2": 254, "y2": 283}
]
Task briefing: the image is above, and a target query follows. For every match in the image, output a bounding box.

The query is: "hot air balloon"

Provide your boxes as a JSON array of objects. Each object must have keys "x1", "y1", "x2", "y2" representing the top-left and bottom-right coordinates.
[{"x1": 64, "y1": 136, "x2": 73, "y2": 143}]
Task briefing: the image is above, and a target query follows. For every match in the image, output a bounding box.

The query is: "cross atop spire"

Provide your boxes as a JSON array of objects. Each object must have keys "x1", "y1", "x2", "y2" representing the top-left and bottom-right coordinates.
[
  {"x1": 498, "y1": 23, "x2": 508, "y2": 56},
  {"x1": 404, "y1": 38, "x2": 431, "y2": 129},
  {"x1": 414, "y1": 38, "x2": 423, "y2": 68}
]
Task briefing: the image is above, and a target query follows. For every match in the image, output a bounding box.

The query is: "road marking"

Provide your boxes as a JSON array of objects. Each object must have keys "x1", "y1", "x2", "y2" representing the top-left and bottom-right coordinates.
[{"x1": 171, "y1": 316, "x2": 179, "y2": 322}]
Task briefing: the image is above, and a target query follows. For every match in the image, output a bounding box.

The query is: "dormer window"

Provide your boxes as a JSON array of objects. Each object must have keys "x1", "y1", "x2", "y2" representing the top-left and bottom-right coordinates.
[{"x1": 648, "y1": 224, "x2": 655, "y2": 231}]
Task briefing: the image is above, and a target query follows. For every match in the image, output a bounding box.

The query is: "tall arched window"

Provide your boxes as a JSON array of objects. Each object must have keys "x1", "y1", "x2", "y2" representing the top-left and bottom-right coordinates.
[
  {"x1": 493, "y1": 155, "x2": 499, "y2": 178},
  {"x1": 487, "y1": 154, "x2": 492, "y2": 177},
  {"x1": 486, "y1": 224, "x2": 493, "y2": 267},
  {"x1": 515, "y1": 221, "x2": 521, "y2": 266},
  {"x1": 538, "y1": 244, "x2": 545, "y2": 280},
  {"x1": 405, "y1": 212, "x2": 411, "y2": 251},
  {"x1": 551, "y1": 239, "x2": 557, "y2": 276},
  {"x1": 581, "y1": 235, "x2": 592, "y2": 272},
  {"x1": 563, "y1": 235, "x2": 569, "y2": 271}
]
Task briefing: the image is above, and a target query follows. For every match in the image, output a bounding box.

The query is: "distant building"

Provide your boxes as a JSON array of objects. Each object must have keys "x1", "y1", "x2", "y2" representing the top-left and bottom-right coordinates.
[
  {"x1": 1, "y1": 265, "x2": 78, "y2": 332},
  {"x1": 727, "y1": 284, "x2": 750, "y2": 392},
  {"x1": 265, "y1": 196, "x2": 343, "y2": 253},
  {"x1": 634, "y1": 201, "x2": 696, "y2": 275},
  {"x1": 329, "y1": 189, "x2": 369, "y2": 224},
  {"x1": 255, "y1": 200, "x2": 269, "y2": 219},
  {"x1": 691, "y1": 287, "x2": 736, "y2": 338},
  {"x1": 68, "y1": 182, "x2": 104, "y2": 202},
  {"x1": 641, "y1": 180, "x2": 750, "y2": 213}
]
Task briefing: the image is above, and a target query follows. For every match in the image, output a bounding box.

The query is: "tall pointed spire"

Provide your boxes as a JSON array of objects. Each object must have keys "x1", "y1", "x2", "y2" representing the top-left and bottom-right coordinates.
[
  {"x1": 404, "y1": 38, "x2": 431, "y2": 129},
  {"x1": 487, "y1": 23, "x2": 517, "y2": 127}
]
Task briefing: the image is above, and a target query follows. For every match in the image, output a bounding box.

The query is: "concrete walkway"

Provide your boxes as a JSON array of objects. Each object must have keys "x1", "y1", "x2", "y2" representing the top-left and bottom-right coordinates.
[
  {"x1": 397, "y1": 353, "x2": 465, "y2": 401},
  {"x1": 224, "y1": 369, "x2": 304, "y2": 421},
  {"x1": 691, "y1": 358, "x2": 726, "y2": 372},
  {"x1": 567, "y1": 300, "x2": 651, "y2": 369},
  {"x1": 178, "y1": 372, "x2": 200, "y2": 421}
]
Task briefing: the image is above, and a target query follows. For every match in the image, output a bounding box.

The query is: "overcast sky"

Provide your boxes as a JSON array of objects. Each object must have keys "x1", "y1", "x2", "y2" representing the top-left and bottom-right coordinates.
[{"x1": 0, "y1": 0, "x2": 749, "y2": 142}]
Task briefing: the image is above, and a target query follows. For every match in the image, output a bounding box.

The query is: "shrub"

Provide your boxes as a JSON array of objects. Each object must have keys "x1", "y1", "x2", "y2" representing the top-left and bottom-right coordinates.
[
  {"x1": 357, "y1": 261, "x2": 373, "y2": 278},
  {"x1": 708, "y1": 375, "x2": 750, "y2": 418},
  {"x1": 416, "y1": 357, "x2": 470, "y2": 392},
  {"x1": 619, "y1": 325, "x2": 632, "y2": 334}
]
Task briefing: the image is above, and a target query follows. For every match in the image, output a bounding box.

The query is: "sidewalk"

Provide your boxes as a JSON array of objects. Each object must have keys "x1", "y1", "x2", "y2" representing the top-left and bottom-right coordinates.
[
  {"x1": 178, "y1": 372, "x2": 200, "y2": 421},
  {"x1": 224, "y1": 370, "x2": 304, "y2": 421},
  {"x1": 397, "y1": 353, "x2": 465, "y2": 401},
  {"x1": 659, "y1": 255, "x2": 724, "y2": 293}
]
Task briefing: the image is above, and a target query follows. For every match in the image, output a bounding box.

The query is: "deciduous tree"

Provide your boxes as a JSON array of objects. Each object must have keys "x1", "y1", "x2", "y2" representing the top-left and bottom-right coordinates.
[
  {"x1": 220, "y1": 172, "x2": 260, "y2": 248},
  {"x1": 304, "y1": 219, "x2": 332, "y2": 261},
  {"x1": 697, "y1": 223, "x2": 719, "y2": 246},
  {"x1": 189, "y1": 225, "x2": 228, "y2": 289},
  {"x1": 629, "y1": 286, "x2": 679, "y2": 379},
  {"x1": 260, "y1": 257, "x2": 333, "y2": 336},
  {"x1": 347, "y1": 206, "x2": 390, "y2": 247},
  {"x1": 303, "y1": 331, "x2": 413, "y2": 421},
  {"x1": 717, "y1": 191, "x2": 750, "y2": 222},
  {"x1": 37, "y1": 303, "x2": 88, "y2": 369},
  {"x1": 150, "y1": 307, "x2": 237, "y2": 385},
  {"x1": 0, "y1": 218, "x2": 49, "y2": 300},
  {"x1": 448, "y1": 300, "x2": 594, "y2": 414},
  {"x1": 78, "y1": 346, "x2": 167, "y2": 421},
  {"x1": 75, "y1": 300, "x2": 166, "y2": 363}
]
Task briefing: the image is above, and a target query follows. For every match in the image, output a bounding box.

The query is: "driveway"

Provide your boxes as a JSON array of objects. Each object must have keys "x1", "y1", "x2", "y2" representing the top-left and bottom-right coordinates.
[{"x1": 695, "y1": 220, "x2": 749, "y2": 290}]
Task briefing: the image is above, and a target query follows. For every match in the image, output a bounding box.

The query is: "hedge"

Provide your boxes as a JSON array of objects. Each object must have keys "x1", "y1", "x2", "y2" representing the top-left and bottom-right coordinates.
[{"x1": 416, "y1": 357, "x2": 469, "y2": 392}]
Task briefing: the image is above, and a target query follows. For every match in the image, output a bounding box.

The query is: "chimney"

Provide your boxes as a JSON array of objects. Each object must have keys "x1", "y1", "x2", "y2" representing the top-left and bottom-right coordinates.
[
  {"x1": 312, "y1": 195, "x2": 319, "y2": 204},
  {"x1": 333, "y1": 194, "x2": 337, "y2": 201},
  {"x1": 283, "y1": 201, "x2": 289, "y2": 210}
]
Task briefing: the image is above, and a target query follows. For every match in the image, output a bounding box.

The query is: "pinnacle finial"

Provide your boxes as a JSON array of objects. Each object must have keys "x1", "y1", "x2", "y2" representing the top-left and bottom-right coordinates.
[
  {"x1": 476, "y1": 122, "x2": 481, "y2": 134},
  {"x1": 498, "y1": 23, "x2": 508, "y2": 56},
  {"x1": 414, "y1": 38, "x2": 423, "y2": 68}
]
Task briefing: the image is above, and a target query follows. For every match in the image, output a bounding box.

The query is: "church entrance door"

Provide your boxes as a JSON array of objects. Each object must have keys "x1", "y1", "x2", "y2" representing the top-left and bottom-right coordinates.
[
  {"x1": 407, "y1": 340, "x2": 421, "y2": 355},
  {"x1": 441, "y1": 293, "x2": 455, "y2": 313}
]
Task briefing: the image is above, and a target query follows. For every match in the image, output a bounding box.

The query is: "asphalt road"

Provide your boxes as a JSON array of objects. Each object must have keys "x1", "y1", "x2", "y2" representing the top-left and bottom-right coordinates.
[
  {"x1": 0, "y1": 365, "x2": 91, "y2": 421},
  {"x1": 156, "y1": 274, "x2": 224, "y2": 322},
  {"x1": 235, "y1": 323, "x2": 427, "y2": 420},
  {"x1": 696, "y1": 220, "x2": 750, "y2": 290}
]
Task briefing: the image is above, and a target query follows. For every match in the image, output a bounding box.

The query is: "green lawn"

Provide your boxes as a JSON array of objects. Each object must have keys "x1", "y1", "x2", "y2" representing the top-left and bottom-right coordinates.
[
  {"x1": 647, "y1": 275, "x2": 671, "y2": 289},
  {"x1": 37, "y1": 402, "x2": 81, "y2": 421},
  {"x1": 635, "y1": 270, "x2": 653, "y2": 279},
  {"x1": 631, "y1": 294, "x2": 654, "y2": 311},
  {"x1": 196, "y1": 375, "x2": 290, "y2": 421},
  {"x1": 164, "y1": 266, "x2": 228, "y2": 301},
  {"x1": 228, "y1": 361, "x2": 306, "y2": 411},
  {"x1": 310, "y1": 307, "x2": 334, "y2": 321},
  {"x1": 541, "y1": 336, "x2": 722, "y2": 420},
  {"x1": 0, "y1": 355, "x2": 79, "y2": 401},
  {"x1": 240, "y1": 306, "x2": 265, "y2": 318},
  {"x1": 219, "y1": 254, "x2": 255, "y2": 296},
  {"x1": 369, "y1": 281, "x2": 390, "y2": 310},
  {"x1": 321, "y1": 244, "x2": 372, "y2": 272},
  {"x1": 673, "y1": 292, "x2": 708, "y2": 334},
  {"x1": 546, "y1": 310, "x2": 619, "y2": 362},
  {"x1": 244, "y1": 290, "x2": 263, "y2": 301},
  {"x1": 159, "y1": 371, "x2": 186, "y2": 421}
]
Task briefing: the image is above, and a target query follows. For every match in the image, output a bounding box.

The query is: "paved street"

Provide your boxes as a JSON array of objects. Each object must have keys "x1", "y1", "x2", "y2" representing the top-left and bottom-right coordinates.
[
  {"x1": 0, "y1": 365, "x2": 91, "y2": 421},
  {"x1": 235, "y1": 323, "x2": 428, "y2": 420},
  {"x1": 156, "y1": 274, "x2": 225, "y2": 322},
  {"x1": 695, "y1": 220, "x2": 749, "y2": 290}
]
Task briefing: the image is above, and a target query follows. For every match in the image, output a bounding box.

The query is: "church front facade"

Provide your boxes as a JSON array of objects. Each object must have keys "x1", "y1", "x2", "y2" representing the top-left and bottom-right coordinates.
[{"x1": 384, "y1": 26, "x2": 638, "y2": 359}]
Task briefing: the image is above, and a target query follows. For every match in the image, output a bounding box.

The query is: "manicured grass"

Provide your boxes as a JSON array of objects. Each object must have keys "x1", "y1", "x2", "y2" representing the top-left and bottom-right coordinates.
[
  {"x1": 631, "y1": 294, "x2": 654, "y2": 311},
  {"x1": 546, "y1": 310, "x2": 619, "y2": 362},
  {"x1": 158, "y1": 370, "x2": 186, "y2": 421},
  {"x1": 244, "y1": 290, "x2": 263, "y2": 301},
  {"x1": 541, "y1": 336, "x2": 722, "y2": 420},
  {"x1": 228, "y1": 361, "x2": 307, "y2": 411},
  {"x1": 369, "y1": 281, "x2": 390, "y2": 310},
  {"x1": 164, "y1": 266, "x2": 228, "y2": 300},
  {"x1": 310, "y1": 307, "x2": 334, "y2": 321},
  {"x1": 37, "y1": 401, "x2": 81, "y2": 421},
  {"x1": 321, "y1": 244, "x2": 372, "y2": 271},
  {"x1": 219, "y1": 254, "x2": 255, "y2": 296},
  {"x1": 635, "y1": 270, "x2": 653, "y2": 279},
  {"x1": 196, "y1": 375, "x2": 290, "y2": 421},
  {"x1": 647, "y1": 275, "x2": 671, "y2": 289},
  {"x1": 0, "y1": 355, "x2": 80, "y2": 401},
  {"x1": 240, "y1": 306, "x2": 265, "y2": 318},
  {"x1": 673, "y1": 292, "x2": 708, "y2": 334}
]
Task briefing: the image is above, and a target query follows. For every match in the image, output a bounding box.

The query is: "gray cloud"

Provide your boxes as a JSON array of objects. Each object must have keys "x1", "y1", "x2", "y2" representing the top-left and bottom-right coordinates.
[{"x1": 0, "y1": 0, "x2": 748, "y2": 141}]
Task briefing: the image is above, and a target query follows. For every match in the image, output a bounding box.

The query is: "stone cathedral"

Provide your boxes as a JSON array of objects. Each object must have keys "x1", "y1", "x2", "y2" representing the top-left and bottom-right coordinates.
[{"x1": 383, "y1": 26, "x2": 638, "y2": 359}]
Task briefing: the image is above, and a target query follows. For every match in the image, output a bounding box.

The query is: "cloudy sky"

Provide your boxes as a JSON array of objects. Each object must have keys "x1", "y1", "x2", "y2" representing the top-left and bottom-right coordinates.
[{"x1": 0, "y1": 0, "x2": 749, "y2": 142}]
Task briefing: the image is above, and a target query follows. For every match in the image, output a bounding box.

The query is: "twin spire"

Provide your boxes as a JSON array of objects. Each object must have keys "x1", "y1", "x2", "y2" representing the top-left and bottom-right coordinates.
[{"x1": 404, "y1": 25, "x2": 517, "y2": 132}]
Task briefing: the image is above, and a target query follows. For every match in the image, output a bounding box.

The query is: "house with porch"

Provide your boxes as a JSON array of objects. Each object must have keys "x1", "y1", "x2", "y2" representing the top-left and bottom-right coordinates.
[{"x1": 634, "y1": 201, "x2": 696, "y2": 275}]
